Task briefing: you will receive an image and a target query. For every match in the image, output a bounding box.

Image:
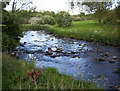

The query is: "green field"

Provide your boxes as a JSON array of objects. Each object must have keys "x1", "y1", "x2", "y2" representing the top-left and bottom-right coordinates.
[{"x1": 2, "y1": 53, "x2": 100, "y2": 89}]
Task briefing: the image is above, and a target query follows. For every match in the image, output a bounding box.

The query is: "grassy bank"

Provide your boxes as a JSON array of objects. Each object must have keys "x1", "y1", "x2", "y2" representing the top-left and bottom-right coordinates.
[
  {"x1": 21, "y1": 24, "x2": 50, "y2": 31},
  {"x1": 2, "y1": 53, "x2": 99, "y2": 89},
  {"x1": 48, "y1": 20, "x2": 119, "y2": 46},
  {"x1": 22, "y1": 20, "x2": 119, "y2": 46}
]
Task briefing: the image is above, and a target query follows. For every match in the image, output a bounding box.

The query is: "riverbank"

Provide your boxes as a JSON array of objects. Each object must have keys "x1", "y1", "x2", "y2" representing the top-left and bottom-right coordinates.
[
  {"x1": 22, "y1": 20, "x2": 119, "y2": 47},
  {"x1": 2, "y1": 53, "x2": 99, "y2": 89}
]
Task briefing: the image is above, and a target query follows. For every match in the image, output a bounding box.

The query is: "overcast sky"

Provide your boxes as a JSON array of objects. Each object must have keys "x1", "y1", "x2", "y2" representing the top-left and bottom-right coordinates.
[{"x1": 5, "y1": 0, "x2": 119, "y2": 15}]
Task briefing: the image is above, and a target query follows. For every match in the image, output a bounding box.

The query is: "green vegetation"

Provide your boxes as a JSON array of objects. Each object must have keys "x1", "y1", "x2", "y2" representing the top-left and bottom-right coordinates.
[
  {"x1": 2, "y1": 53, "x2": 100, "y2": 89},
  {"x1": 2, "y1": 11, "x2": 23, "y2": 51},
  {"x1": 2, "y1": 1, "x2": 119, "y2": 89},
  {"x1": 22, "y1": 20, "x2": 119, "y2": 46},
  {"x1": 21, "y1": 24, "x2": 51, "y2": 31},
  {"x1": 49, "y1": 20, "x2": 118, "y2": 46},
  {"x1": 56, "y1": 11, "x2": 72, "y2": 27},
  {"x1": 28, "y1": 14, "x2": 55, "y2": 25}
]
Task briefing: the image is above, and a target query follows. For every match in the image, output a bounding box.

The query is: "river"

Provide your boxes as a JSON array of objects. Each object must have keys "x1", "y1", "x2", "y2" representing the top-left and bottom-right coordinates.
[{"x1": 15, "y1": 30, "x2": 120, "y2": 89}]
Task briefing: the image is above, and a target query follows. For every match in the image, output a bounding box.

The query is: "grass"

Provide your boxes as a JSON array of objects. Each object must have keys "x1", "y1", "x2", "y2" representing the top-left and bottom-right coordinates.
[
  {"x1": 22, "y1": 20, "x2": 119, "y2": 46},
  {"x1": 2, "y1": 53, "x2": 100, "y2": 89},
  {"x1": 48, "y1": 20, "x2": 119, "y2": 46}
]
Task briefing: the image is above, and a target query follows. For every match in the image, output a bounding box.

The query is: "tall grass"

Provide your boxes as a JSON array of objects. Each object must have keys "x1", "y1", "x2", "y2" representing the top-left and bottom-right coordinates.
[{"x1": 2, "y1": 53, "x2": 100, "y2": 89}]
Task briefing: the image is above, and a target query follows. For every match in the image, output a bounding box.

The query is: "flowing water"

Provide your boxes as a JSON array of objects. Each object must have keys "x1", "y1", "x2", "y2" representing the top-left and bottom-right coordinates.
[{"x1": 15, "y1": 30, "x2": 120, "y2": 89}]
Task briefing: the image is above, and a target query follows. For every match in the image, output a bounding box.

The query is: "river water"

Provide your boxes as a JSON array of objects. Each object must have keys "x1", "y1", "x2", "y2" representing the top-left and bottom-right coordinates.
[{"x1": 15, "y1": 30, "x2": 120, "y2": 89}]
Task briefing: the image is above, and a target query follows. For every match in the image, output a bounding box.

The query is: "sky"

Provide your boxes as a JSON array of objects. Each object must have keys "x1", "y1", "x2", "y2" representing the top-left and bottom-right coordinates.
[
  {"x1": 5, "y1": 0, "x2": 90, "y2": 15},
  {"x1": 5, "y1": 0, "x2": 119, "y2": 15}
]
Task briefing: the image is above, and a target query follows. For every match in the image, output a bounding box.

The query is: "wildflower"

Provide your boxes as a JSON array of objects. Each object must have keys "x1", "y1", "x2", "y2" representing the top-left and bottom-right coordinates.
[{"x1": 26, "y1": 68, "x2": 41, "y2": 82}]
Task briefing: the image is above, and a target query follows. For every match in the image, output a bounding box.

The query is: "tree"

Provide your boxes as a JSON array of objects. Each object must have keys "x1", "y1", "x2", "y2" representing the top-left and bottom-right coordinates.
[
  {"x1": 115, "y1": 3, "x2": 120, "y2": 20},
  {"x1": 103, "y1": 10, "x2": 117, "y2": 25},
  {"x1": 2, "y1": 2, "x2": 22, "y2": 51},
  {"x1": 11, "y1": 0, "x2": 33, "y2": 13},
  {"x1": 68, "y1": 0, "x2": 112, "y2": 25},
  {"x1": 83, "y1": 2, "x2": 112, "y2": 25}
]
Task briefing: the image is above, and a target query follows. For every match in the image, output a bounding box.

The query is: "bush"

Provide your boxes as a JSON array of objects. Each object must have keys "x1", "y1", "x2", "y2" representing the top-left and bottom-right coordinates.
[
  {"x1": 56, "y1": 11, "x2": 72, "y2": 27},
  {"x1": 36, "y1": 14, "x2": 43, "y2": 18},
  {"x1": 73, "y1": 16, "x2": 85, "y2": 21},
  {"x1": 2, "y1": 12, "x2": 23, "y2": 51},
  {"x1": 28, "y1": 15, "x2": 56, "y2": 25},
  {"x1": 28, "y1": 17, "x2": 45, "y2": 25},
  {"x1": 43, "y1": 15, "x2": 55, "y2": 25}
]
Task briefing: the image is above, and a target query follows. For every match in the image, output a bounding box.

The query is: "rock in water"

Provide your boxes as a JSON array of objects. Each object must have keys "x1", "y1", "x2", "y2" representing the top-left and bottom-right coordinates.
[
  {"x1": 109, "y1": 59, "x2": 115, "y2": 63},
  {"x1": 113, "y1": 56, "x2": 117, "y2": 60},
  {"x1": 45, "y1": 51, "x2": 52, "y2": 55},
  {"x1": 98, "y1": 58, "x2": 105, "y2": 61},
  {"x1": 105, "y1": 51, "x2": 110, "y2": 56},
  {"x1": 55, "y1": 48, "x2": 62, "y2": 52},
  {"x1": 50, "y1": 54, "x2": 56, "y2": 58},
  {"x1": 48, "y1": 47, "x2": 52, "y2": 51},
  {"x1": 71, "y1": 51, "x2": 76, "y2": 54}
]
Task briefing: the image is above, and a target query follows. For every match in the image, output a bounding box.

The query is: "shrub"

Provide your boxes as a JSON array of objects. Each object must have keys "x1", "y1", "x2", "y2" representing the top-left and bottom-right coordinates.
[
  {"x1": 36, "y1": 14, "x2": 43, "y2": 18},
  {"x1": 28, "y1": 15, "x2": 56, "y2": 25},
  {"x1": 2, "y1": 12, "x2": 23, "y2": 51},
  {"x1": 43, "y1": 15, "x2": 55, "y2": 25},
  {"x1": 56, "y1": 11, "x2": 72, "y2": 27},
  {"x1": 28, "y1": 17, "x2": 45, "y2": 25},
  {"x1": 73, "y1": 16, "x2": 85, "y2": 21}
]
